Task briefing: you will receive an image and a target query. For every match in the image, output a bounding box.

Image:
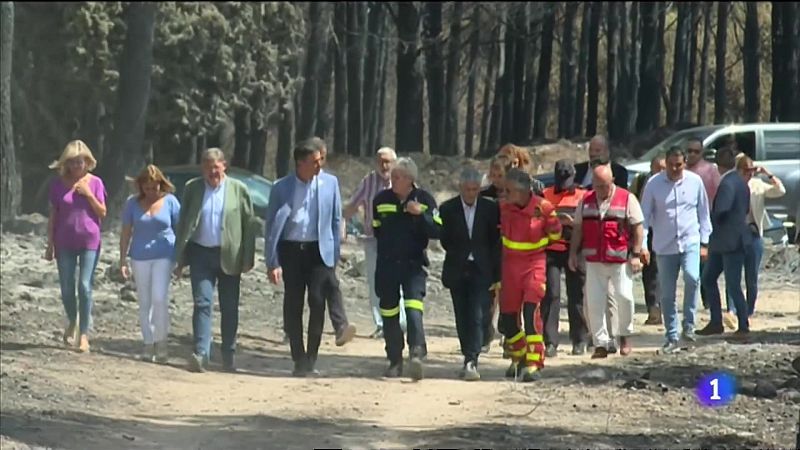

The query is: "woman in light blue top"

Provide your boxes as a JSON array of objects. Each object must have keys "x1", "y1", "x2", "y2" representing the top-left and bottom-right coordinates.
[{"x1": 119, "y1": 165, "x2": 181, "y2": 363}]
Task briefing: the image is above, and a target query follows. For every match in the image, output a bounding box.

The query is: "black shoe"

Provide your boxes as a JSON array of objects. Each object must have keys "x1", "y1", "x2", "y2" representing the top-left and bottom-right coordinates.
[
  {"x1": 292, "y1": 361, "x2": 307, "y2": 377},
  {"x1": 545, "y1": 344, "x2": 558, "y2": 358},
  {"x1": 571, "y1": 342, "x2": 587, "y2": 355},
  {"x1": 608, "y1": 343, "x2": 618, "y2": 354},
  {"x1": 504, "y1": 361, "x2": 519, "y2": 379},
  {"x1": 222, "y1": 352, "x2": 236, "y2": 373},
  {"x1": 696, "y1": 323, "x2": 725, "y2": 336},
  {"x1": 384, "y1": 361, "x2": 403, "y2": 378},
  {"x1": 591, "y1": 347, "x2": 609, "y2": 359},
  {"x1": 408, "y1": 356, "x2": 424, "y2": 381}
]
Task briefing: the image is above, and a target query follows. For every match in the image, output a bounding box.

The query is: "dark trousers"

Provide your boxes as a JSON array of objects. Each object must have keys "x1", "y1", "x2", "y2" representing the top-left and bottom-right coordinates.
[
  {"x1": 449, "y1": 261, "x2": 490, "y2": 364},
  {"x1": 376, "y1": 259, "x2": 427, "y2": 364},
  {"x1": 325, "y1": 270, "x2": 349, "y2": 334},
  {"x1": 703, "y1": 250, "x2": 749, "y2": 332},
  {"x1": 279, "y1": 241, "x2": 334, "y2": 365},
  {"x1": 542, "y1": 250, "x2": 588, "y2": 346},
  {"x1": 642, "y1": 232, "x2": 660, "y2": 310},
  {"x1": 188, "y1": 243, "x2": 240, "y2": 357}
]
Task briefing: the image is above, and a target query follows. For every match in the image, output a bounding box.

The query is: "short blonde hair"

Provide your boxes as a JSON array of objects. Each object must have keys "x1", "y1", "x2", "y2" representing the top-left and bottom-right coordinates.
[
  {"x1": 134, "y1": 164, "x2": 175, "y2": 199},
  {"x1": 49, "y1": 140, "x2": 97, "y2": 176}
]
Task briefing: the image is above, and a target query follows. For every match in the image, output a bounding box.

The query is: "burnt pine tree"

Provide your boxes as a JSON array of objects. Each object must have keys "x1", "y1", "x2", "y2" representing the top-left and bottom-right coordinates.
[
  {"x1": 464, "y1": 4, "x2": 480, "y2": 157},
  {"x1": 684, "y1": 3, "x2": 700, "y2": 123},
  {"x1": 423, "y1": 2, "x2": 445, "y2": 154},
  {"x1": 375, "y1": 25, "x2": 390, "y2": 149},
  {"x1": 100, "y1": 3, "x2": 157, "y2": 209},
  {"x1": 714, "y1": 2, "x2": 729, "y2": 124},
  {"x1": 558, "y1": 2, "x2": 578, "y2": 138},
  {"x1": 623, "y1": 1, "x2": 642, "y2": 137},
  {"x1": 297, "y1": 2, "x2": 329, "y2": 142},
  {"x1": 333, "y1": 3, "x2": 348, "y2": 154},
  {"x1": 0, "y1": 1, "x2": 20, "y2": 223},
  {"x1": 395, "y1": 2, "x2": 425, "y2": 153},
  {"x1": 770, "y1": 1, "x2": 785, "y2": 122},
  {"x1": 586, "y1": 1, "x2": 601, "y2": 136},
  {"x1": 521, "y1": 8, "x2": 541, "y2": 143},
  {"x1": 606, "y1": 2, "x2": 619, "y2": 137},
  {"x1": 316, "y1": 39, "x2": 334, "y2": 140},
  {"x1": 669, "y1": 2, "x2": 691, "y2": 126},
  {"x1": 782, "y1": 3, "x2": 800, "y2": 121},
  {"x1": 444, "y1": 2, "x2": 463, "y2": 155},
  {"x1": 614, "y1": 2, "x2": 629, "y2": 140},
  {"x1": 532, "y1": 3, "x2": 555, "y2": 139},
  {"x1": 743, "y1": 2, "x2": 760, "y2": 123},
  {"x1": 511, "y1": 4, "x2": 528, "y2": 143},
  {"x1": 637, "y1": 2, "x2": 661, "y2": 132},
  {"x1": 276, "y1": 96, "x2": 296, "y2": 178},
  {"x1": 347, "y1": 2, "x2": 366, "y2": 156},
  {"x1": 479, "y1": 18, "x2": 500, "y2": 155},
  {"x1": 363, "y1": 3, "x2": 385, "y2": 152},
  {"x1": 698, "y1": 2, "x2": 713, "y2": 124},
  {"x1": 573, "y1": 2, "x2": 591, "y2": 137},
  {"x1": 487, "y1": 8, "x2": 510, "y2": 150}
]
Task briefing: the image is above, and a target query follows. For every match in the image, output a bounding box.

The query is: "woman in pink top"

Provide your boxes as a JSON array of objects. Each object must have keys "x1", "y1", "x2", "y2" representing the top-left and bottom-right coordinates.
[{"x1": 45, "y1": 140, "x2": 107, "y2": 353}]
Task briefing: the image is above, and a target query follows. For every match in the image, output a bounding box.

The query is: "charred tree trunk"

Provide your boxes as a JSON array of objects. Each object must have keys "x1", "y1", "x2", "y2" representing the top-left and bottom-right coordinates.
[
  {"x1": 573, "y1": 2, "x2": 591, "y2": 137},
  {"x1": 636, "y1": 2, "x2": 661, "y2": 132},
  {"x1": 276, "y1": 98, "x2": 295, "y2": 178},
  {"x1": 533, "y1": 3, "x2": 555, "y2": 139},
  {"x1": 606, "y1": 2, "x2": 619, "y2": 137},
  {"x1": 298, "y1": 3, "x2": 327, "y2": 141},
  {"x1": 714, "y1": 2, "x2": 729, "y2": 124},
  {"x1": 487, "y1": 15, "x2": 508, "y2": 151},
  {"x1": 586, "y1": 1, "x2": 601, "y2": 136},
  {"x1": 521, "y1": 12, "x2": 540, "y2": 143},
  {"x1": 333, "y1": 3, "x2": 348, "y2": 153},
  {"x1": 444, "y1": 1, "x2": 463, "y2": 154},
  {"x1": 395, "y1": 2, "x2": 424, "y2": 153},
  {"x1": 479, "y1": 22, "x2": 499, "y2": 155},
  {"x1": 0, "y1": 1, "x2": 19, "y2": 223},
  {"x1": 781, "y1": 3, "x2": 800, "y2": 121},
  {"x1": 743, "y1": 2, "x2": 760, "y2": 123},
  {"x1": 624, "y1": 1, "x2": 641, "y2": 137},
  {"x1": 613, "y1": 2, "x2": 629, "y2": 140},
  {"x1": 698, "y1": 2, "x2": 712, "y2": 124},
  {"x1": 511, "y1": 4, "x2": 529, "y2": 143},
  {"x1": 558, "y1": 2, "x2": 578, "y2": 138},
  {"x1": 770, "y1": 1, "x2": 784, "y2": 122},
  {"x1": 347, "y1": 2, "x2": 366, "y2": 155},
  {"x1": 499, "y1": 18, "x2": 516, "y2": 144},
  {"x1": 100, "y1": 2, "x2": 156, "y2": 210},
  {"x1": 669, "y1": 2, "x2": 691, "y2": 126},
  {"x1": 316, "y1": 39, "x2": 334, "y2": 140},
  {"x1": 363, "y1": 3, "x2": 385, "y2": 152},
  {"x1": 423, "y1": 2, "x2": 445, "y2": 154},
  {"x1": 375, "y1": 28, "x2": 389, "y2": 148},
  {"x1": 684, "y1": 3, "x2": 699, "y2": 123},
  {"x1": 464, "y1": 5, "x2": 480, "y2": 157},
  {"x1": 231, "y1": 107, "x2": 251, "y2": 169},
  {"x1": 247, "y1": 112, "x2": 267, "y2": 176}
]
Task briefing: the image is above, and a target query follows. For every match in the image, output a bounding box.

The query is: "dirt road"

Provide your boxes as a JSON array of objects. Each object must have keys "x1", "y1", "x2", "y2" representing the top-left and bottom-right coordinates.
[{"x1": 1, "y1": 230, "x2": 799, "y2": 449}]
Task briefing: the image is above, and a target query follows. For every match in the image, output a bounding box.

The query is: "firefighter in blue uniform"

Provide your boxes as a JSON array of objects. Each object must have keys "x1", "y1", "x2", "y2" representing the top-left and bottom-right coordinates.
[{"x1": 372, "y1": 157, "x2": 442, "y2": 380}]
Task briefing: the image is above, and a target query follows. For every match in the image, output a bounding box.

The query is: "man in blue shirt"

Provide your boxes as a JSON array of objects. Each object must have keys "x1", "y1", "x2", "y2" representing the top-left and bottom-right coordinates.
[{"x1": 641, "y1": 146, "x2": 712, "y2": 353}]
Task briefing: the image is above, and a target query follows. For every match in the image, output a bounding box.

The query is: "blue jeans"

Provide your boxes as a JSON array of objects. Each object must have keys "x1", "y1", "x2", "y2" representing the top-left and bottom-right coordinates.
[
  {"x1": 188, "y1": 243, "x2": 240, "y2": 357},
  {"x1": 702, "y1": 250, "x2": 749, "y2": 332},
  {"x1": 742, "y1": 235, "x2": 763, "y2": 316},
  {"x1": 656, "y1": 244, "x2": 700, "y2": 342},
  {"x1": 56, "y1": 249, "x2": 100, "y2": 334}
]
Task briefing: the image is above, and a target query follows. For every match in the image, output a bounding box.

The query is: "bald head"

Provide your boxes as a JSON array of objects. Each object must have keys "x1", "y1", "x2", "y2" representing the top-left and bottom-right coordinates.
[
  {"x1": 592, "y1": 163, "x2": 615, "y2": 199},
  {"x1": 588, "y1": 135, "x2": 610, "y2": 162}
]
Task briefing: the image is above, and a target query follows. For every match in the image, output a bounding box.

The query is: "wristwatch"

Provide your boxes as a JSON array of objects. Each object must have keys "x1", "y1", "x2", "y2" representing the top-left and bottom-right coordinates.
[{"x1": 631, "y1": 251, "x2": 641, "y2": 257}]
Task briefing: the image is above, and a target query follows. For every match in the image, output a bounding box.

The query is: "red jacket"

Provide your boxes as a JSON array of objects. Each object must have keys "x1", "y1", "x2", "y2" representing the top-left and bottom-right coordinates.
[
  {"x1": 542, "y1": 186, "x2": 586, "y2": 252},
  {"x1": 581, "y1": 187, "x2": 630, "y2": 264},
  {"x1": 500, "y1": 195, "x2": 562, "y2": 258}
]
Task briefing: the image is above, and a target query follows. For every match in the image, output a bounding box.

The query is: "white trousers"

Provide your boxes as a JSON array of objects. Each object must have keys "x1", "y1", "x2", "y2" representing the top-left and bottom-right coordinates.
[
  {"x1": 584, "y1": 261, "x2": 635, "y2": 348},
  {"x1": 363, "y1": 237, "x2": 405, "y2": 328},
  {"x1": 131, "y1": 258, "x2": 173, "y2": 344}
]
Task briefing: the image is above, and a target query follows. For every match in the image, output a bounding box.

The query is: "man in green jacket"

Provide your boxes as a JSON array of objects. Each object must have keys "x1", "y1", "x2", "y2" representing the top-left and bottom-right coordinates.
[{"x1": 174, "y1": 148, "x2": 257, "y2": 373}]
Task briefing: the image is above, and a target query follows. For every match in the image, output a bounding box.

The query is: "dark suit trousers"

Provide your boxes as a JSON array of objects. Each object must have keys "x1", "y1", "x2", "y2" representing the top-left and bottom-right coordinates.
[
  {"x1": 449, "y1": 261, "x2": 490, "y2": 364},
  {"x1": 278, "y1": 241, "x2": 332, "y2": 365},
  {"x1": 325, "y1": 270, "x2": 349, "y2": 333},
  {"x1": 543, "y1": 250, "x2": 588, "y2": 346},
  {"x1": 642, "y1": 229, "x2": 660, "y2": 310}
]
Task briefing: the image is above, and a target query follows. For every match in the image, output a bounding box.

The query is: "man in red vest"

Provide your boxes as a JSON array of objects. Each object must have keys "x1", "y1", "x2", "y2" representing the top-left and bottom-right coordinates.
[
  {"x1": 568, "y1": 163, "x2": 645, "y2": 358},
  {"x1": 499, "y1": 169, "x2": 562, "y2": 381},
  {"x1": 541, "y1": 160, "x2": 590, "y2": 356}
]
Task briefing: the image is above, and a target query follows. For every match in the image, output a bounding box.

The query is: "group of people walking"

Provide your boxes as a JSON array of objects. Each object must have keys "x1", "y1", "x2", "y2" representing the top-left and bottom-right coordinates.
[{"x1": 44, "y1": 131, "x2": 785, "y2": 381}]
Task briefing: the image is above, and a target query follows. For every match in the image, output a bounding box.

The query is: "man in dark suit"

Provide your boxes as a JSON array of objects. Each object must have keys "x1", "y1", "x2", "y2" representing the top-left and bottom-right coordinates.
[
  {"x1": 440, "y1": 167, "x2": 501, "y2": 381},
  {"x1": 697, "y1": 147, "x2": 752, "y2": 337},
  {"x1": 574, "y1": 135, "x2": 629, "y2": 190}
]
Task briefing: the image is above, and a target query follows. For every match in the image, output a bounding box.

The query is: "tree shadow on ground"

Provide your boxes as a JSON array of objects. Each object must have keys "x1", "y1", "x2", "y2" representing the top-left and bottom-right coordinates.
[{"x1": 0, "y1": 408, "x2": 775, "y2": 450}]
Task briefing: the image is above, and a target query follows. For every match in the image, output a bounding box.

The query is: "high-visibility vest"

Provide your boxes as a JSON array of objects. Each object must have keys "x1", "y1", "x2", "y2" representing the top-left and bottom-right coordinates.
[
  {"x1": 580, "y1": 187, "x2": 631, "y2": 264},
  {"x1": 542, "y1": 186, "x2": 586, "y2": 252},
  {"x1": 499, "y1": 195, "x2": 562, "y2": 257}
]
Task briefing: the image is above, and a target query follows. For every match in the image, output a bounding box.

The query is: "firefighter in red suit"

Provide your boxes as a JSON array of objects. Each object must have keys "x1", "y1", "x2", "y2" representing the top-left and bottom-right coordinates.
[{"x1": 498, "y1": 169, "x2": 562, "y2": 382}]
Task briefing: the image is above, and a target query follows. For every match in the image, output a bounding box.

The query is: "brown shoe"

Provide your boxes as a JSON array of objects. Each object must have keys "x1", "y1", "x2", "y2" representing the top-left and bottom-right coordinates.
[
  {"x1": 620, "y1": 336, "x2": 632, "y2": 356},
  {"x1": 591, "y1": 347, "x2": 609, "y2": 359},
  {"x1": 644, "y1": 307, "x2": 663, "y2": 325},
  {"x1": 335, "y1": 324, "x2": 356, "y2": 347}
]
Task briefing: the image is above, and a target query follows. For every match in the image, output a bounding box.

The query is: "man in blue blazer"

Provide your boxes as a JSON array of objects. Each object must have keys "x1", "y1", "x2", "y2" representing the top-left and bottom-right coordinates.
[
  {"x1": 264, "y1": 137, "x2": 345, "y2": 376},
  {"x1": 697, "y1": 147, "x2": 752, "y2": 337}
]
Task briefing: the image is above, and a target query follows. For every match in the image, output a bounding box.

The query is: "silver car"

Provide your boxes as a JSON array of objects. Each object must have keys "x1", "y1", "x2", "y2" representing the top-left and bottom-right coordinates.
[{"x1": 625, "y1": 123, "x2": 800, "y2": 240}]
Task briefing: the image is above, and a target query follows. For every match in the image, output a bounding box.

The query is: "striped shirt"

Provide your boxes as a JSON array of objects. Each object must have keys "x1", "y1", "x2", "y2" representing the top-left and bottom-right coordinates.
[{"x1": 348, "y1": 170, "x2": 391, "y2": 237}]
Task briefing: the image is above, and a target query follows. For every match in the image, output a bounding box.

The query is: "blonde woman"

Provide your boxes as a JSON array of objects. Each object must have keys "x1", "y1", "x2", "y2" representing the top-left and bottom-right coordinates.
[
  {"x1": 45, "y1": 140, "x2": 107, "y2": 353},
  {"x1": 119, "y1": 165, "x2": 181, "y2": 363}
]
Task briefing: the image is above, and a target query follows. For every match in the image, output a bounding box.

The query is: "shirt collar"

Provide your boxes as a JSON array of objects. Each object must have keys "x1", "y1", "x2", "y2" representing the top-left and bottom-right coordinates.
[{"x1": 205, "y1": 177, "x2": 225, "y2": 192}]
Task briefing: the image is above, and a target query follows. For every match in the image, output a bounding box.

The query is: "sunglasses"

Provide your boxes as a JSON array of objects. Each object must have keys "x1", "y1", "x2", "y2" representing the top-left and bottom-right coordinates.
[{"x1": 590, "y1": 159, "x2": 609, "y2": 168}]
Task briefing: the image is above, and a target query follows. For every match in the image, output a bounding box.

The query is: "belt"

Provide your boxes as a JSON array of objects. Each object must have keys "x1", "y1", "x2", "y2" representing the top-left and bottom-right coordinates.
[
  {"x1": 280, "y1": 240, "x2": 319, "y2": 251},
  {"x1": 189, "y1": 241, "x2": 221, "y2": 251}
]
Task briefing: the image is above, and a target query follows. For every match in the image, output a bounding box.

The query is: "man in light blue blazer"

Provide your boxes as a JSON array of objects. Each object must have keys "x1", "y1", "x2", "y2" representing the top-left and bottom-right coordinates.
[{"x1": 264, "y1": 137, "x2": 346, "y2": 376}]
